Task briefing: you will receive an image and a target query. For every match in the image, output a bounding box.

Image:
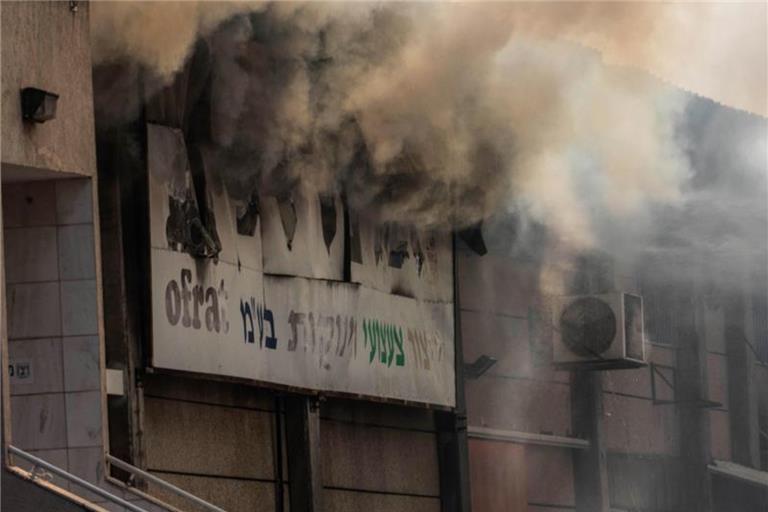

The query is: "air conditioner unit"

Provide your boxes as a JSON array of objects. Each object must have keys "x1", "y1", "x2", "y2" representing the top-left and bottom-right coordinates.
[{"x1": 552, "y1": 292, "x2": 646, "y2": 370}]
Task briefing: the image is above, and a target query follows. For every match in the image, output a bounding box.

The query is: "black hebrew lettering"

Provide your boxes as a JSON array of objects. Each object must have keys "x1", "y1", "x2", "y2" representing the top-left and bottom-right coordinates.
[
  {"x1": 288, "y1": 310, "x2": 357, "y2": 363},
  {"x1": 241, "y1": 298, "x2": 255, "y2": 344},
  {"x1": 287, "y1": 310, "x2": 305, "y2": 351},
  {"x1": 164, "y1": 269, "x2": 230, "y2": 336},
  {"x1": 239, "y1": 297, "x2": 277, "y2": 349},
  {"x1": 308, "y1": 312, "x2": 317, "y2": 353},
  {"x1": 181, "y1": 268, "x2": 193, "y2": 327},
  {"x1": 256, "y1": 304, "x2": 264, "y2": 348},
  {"x1": 192, "y1": 285, "x2": 204, "y2": 329},
  {"x1": 210, "y1": 288, "x2": 222, "y2": 332},
  {"x1": 263, "y1": 308, "x2": 277, "y2": 349},
  {"x1": 165, "y1": 280, "x2": 181, "y2": 326},
  {"x1": 339, "y1": 317, "x2": 357, "y2": 358},
  {"x1": 405, "y1": 328, "x2": 445, "y2": 371},
  {"x1": 218, "y1": 280, "x2": 229, "y2": 334}
]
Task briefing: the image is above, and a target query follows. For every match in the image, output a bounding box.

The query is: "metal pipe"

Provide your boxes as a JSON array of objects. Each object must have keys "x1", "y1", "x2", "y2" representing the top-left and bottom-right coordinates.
[
  {"x1": 8, "y1": 445, "x2": 148, "y2": 512},
  {"x1": 273, "y1": 396, "x2": 285, "y2": 512},
  {"x1": 106, "y1": 454, "x2": 228, "y2": 512},
  {"x1": 468, "y1": 426, "x2": 590, "y2": 449}
]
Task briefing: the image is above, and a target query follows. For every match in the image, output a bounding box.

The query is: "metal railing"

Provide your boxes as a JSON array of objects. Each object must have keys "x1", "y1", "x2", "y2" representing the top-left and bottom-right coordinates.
[
  {"x1": 106, "y1": 454, "x2": 227, "y2": 512},
  {"x1": 9, "y1": 445, "x2": 149, "y2": 512}
]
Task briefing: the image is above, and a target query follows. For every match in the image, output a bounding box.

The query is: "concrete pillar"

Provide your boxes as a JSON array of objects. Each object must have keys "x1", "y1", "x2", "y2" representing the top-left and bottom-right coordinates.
[
  {"x1": 677, "y1": 285, "x2": 713, "y2": 511},
  {"x1": 572, "y1": 371, "x2": 610, "y2": 512},
  {"x1": 436, "y1": 410, "x2": 471, "y2": 512},
  {"x1": 438, "y1": 234, "x2": 471, "y2": 512},
  {"x1": 96, "y1": 126, "x2": 147, "y2": 475},
  {"x1": 725, "y1": 288, "x2": 760, "y2": 467},
  {"x1": 286, "y1": 395, "x2": 322, "y2": 512},
  {"x1": 1, "y1": 171, "x2": 7, "y2": 501}
]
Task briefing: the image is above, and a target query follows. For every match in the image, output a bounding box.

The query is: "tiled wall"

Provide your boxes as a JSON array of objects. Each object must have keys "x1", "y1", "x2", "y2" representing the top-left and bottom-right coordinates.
[
  {"x1": 2, "y1": 178, "x2": 114, "y2": 507},
  {"x1": 320, "y1": 398, "x2": 441, "y2": 512},
  {"x1": 141, "y1": 373, "x2": 288, "y2": 512},
  {"x1": 3, "y1": 179, "x2": 269, "y2": 512}
]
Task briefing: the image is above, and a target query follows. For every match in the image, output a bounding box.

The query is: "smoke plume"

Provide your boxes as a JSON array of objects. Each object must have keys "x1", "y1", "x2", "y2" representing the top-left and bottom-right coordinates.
[{"x1": 90, "y1": 2, "x2": 765, "y2": 251}]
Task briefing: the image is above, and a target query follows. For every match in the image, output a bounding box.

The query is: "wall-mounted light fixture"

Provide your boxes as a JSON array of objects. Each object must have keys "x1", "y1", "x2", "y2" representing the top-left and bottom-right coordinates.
[
  {"x1": 21, "y1": 87, "x2": 59, "y2": 123},
  {"x1": 464, "y1": 355, "x2": 498, "y2": 379}
]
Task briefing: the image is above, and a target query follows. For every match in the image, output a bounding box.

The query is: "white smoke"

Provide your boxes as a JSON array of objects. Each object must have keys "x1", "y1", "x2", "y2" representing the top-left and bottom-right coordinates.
[{"x1": 89, "y1": 2, "x2": 765, "y2": 251}]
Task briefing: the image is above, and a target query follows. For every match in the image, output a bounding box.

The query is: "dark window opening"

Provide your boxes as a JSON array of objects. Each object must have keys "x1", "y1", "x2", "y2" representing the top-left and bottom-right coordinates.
[
  {"x1": 458, "y1": 221, "x2": 487, "y2": 256},
  {"x1": 388, "y1": 240, "x2": 410, "y2": 269},
  {"x1": 165, "y1": 186, "x2": 221, "y2": 259},
  {"x1": 373, "y1": 225, "x2": 389, "y2": 266},
  {"x1": 237, "y1": 192, "x2": 260, "y2": 237},
  {"x1": 277, "y1": 192, "x2": 298, "y2": 250},
  {"x1": 318, "y1": 193, "x2": 337, "y2": 253},
  {"x1": 348, "y1": 212, "x2": 362, "y2": 264}
]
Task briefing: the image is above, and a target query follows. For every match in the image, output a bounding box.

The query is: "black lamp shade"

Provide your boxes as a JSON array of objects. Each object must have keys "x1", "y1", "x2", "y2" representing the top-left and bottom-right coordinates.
[{"x1": 21, "y1": 87, "x2": 59, "y2": 123}]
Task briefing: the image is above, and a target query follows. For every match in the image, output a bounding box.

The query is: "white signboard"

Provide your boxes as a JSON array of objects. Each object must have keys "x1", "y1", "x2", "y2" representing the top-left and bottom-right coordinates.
[{"x1": 148, "y1": 123, "x2": 455, "y2": 407}]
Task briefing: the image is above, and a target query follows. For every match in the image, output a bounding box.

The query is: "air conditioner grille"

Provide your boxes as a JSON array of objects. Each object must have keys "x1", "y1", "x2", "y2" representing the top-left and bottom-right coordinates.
[{"x1": 559, "y1": 297, "x2": 616, "y2": 357}]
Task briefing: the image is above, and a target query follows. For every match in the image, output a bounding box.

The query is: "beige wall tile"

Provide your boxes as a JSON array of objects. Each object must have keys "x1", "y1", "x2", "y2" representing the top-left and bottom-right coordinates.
[
  {"x1": 63, "y1": 336, "x2": 100, "y2": 392},
  {"x1": 57, "y1": 225, "x2": 95, "y2": 280},
  {"x1": 2, "y1": 182, "x2": 57, "y2": 228},
  {"x1": 60, "y1": 279, "x2": 98, "y2": 336},
  {"x1": 8, "y1": 338, "x2": 63, "y2": 395},
  {"x1": 68, "y1": 446, "x2": 128, "y2": 504},
  {"x1": 55, "y1": 179, "x2": 93, "y2": 225},
  {"x1": 4, "y1": 226, "x2": 58, "y2": 283},
  {"x1": 65, "y1": 390, "x2": 102, "y2": 448},
  {"x1": 11, "y1": 393, "x2": 67, "y2": 450},
  {"x1": 7, "y1": 281, "x2": 61, "y2": 338}
]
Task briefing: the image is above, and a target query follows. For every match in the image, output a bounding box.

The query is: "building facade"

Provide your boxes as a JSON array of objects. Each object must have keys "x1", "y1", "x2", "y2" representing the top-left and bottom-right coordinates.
[{"x1": 1, "y1": 3, "x2": 766, "y2": 512}]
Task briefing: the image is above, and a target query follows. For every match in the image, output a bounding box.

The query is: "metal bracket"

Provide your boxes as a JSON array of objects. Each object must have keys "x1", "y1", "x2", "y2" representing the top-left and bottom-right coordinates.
[
  {"x1": 650, "y1": 362, "x2": 677, "y2": 405},
  {"x1": 650, "y1": 362, "x2": 723, "y2": 408}
]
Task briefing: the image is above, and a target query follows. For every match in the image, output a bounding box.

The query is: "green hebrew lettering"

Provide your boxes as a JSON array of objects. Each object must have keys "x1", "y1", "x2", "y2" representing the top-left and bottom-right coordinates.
[
  {"x1": 364, "y1": 320, "x2": 376, "y2": 364},
  {"x1": 395, "y1": 327, "x2": 405, "y2": 366},
  {"x1": 378, "y1": 322, "x2": 387, "y2": 364},
  {"x1": 382, "y1": 324, "x2": 389, "y2": 367}
]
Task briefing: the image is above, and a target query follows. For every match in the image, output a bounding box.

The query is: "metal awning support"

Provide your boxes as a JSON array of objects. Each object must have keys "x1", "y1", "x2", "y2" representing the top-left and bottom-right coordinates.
[
  {"x1": 106, "y1": 454, "x2": 228, "y2": 512},
  {"x1": 8, "y1": 445, "x2": 149, "y2": 512},
  {"x1": 708, "y1": 459, "x2": 768, "y2": 488},
  {"x1": 468, "y1": 426, "x2": 590, "y2": 450}
]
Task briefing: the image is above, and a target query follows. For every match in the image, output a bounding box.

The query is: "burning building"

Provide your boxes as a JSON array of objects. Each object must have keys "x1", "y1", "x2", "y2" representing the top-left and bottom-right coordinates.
[{"x1": 0, "y1": 2, "x2": 766, "y2": 512}]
